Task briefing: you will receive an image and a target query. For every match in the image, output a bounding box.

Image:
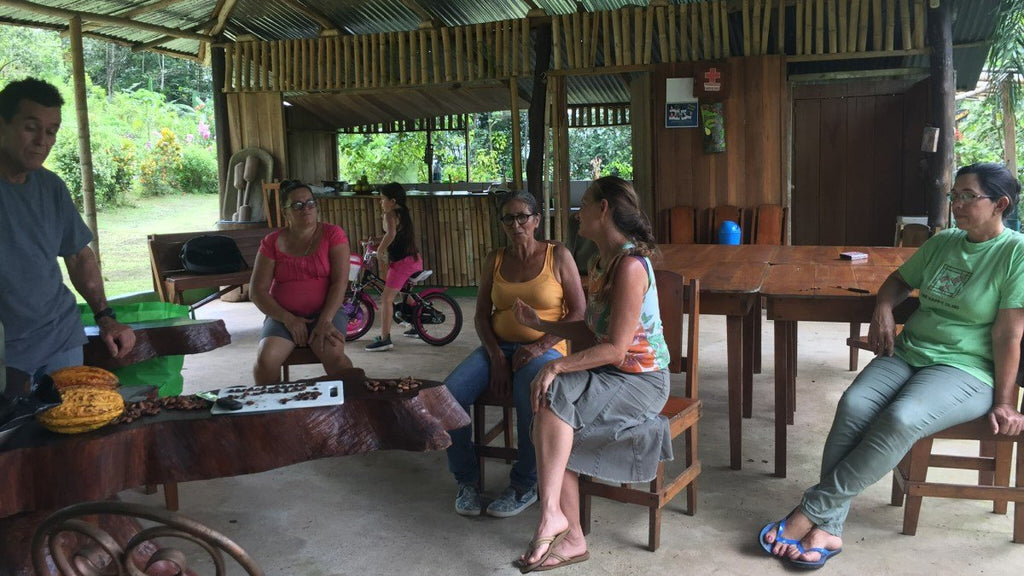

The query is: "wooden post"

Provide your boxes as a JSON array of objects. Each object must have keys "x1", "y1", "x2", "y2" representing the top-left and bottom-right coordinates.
[
  {"x1": 526, "y1": 21, "x2": 553, "y2": 207},
  {"x1": 211, "y1": 46, "x2": 232, "y2": 212},
  {"x1": 510, "y1": 77, "x2": 524, "y2": 191},
  {"x1": 925, "y1": 0, "x2": 952, "y2": 229},
  {"x1": 69, "y1": 16, "x2": 100, "y2": 261}
]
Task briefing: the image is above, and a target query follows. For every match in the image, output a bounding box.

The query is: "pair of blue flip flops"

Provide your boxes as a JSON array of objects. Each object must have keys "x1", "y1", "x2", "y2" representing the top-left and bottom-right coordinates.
[{"x1": 758, "y1": 518, "x2": 842, "y2": 569}]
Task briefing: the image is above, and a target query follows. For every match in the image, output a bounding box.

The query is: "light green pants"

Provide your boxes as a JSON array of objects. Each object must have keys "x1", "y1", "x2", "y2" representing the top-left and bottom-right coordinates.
[{"x1": 801, "y1": 355, "x2": 992, "y2": 537}]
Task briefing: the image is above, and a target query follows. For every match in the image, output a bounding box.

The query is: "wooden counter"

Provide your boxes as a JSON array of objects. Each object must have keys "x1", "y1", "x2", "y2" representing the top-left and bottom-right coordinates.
[{"x1": 318, "y1": 194, "x2": 505, "y2": 287}]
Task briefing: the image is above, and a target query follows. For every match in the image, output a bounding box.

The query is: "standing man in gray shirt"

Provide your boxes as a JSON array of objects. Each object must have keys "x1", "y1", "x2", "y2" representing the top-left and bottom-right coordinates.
[{"x1": 0, "y1": 77, "x2": 134, "y2": 377}]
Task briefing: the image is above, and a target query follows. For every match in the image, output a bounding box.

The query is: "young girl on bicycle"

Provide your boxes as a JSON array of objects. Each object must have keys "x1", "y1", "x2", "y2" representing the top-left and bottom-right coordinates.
[{"x1": 365, "y1": 182, "x2": 422, "y2": 351}]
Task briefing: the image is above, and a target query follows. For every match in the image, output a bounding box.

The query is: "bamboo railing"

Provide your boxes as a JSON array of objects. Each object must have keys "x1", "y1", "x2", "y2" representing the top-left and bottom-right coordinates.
[{"x1": 222, "y1": 0, "x2": 929, "y2": 93}]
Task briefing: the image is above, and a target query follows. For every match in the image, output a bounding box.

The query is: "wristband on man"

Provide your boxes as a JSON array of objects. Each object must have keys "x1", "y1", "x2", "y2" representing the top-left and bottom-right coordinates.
[{"x1": 93, "y1": 307, "x2": 117, "y2": 323}]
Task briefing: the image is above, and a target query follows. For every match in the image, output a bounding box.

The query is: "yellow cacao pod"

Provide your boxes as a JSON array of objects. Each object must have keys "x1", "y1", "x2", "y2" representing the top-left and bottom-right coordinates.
[
  {"x1": 51, "y1": 366, "x2": 119, "y2": 391},
  {"x1": 37, "y1": 387, "x2": 124, "y2": 434}
]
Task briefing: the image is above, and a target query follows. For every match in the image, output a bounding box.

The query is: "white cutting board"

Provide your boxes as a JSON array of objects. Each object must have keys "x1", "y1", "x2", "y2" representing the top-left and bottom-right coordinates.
[{"x1": 210, "y1": 380, "x2": 344, "y2": 415}]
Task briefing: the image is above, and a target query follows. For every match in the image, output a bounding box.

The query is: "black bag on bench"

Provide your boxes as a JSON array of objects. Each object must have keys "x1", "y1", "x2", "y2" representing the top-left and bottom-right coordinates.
[{"x1": 180, "y1": 235, "x2": 248, "y2": 275}]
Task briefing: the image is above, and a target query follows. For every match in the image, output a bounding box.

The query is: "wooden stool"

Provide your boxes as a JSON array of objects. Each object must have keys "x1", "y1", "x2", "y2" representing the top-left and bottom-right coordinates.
[
  {"x1": 472, "y1": 388, "x2": 518, "y2": 491},
  {"x1": 282, "y1": 347, "x2": 320, "y2": 381}
]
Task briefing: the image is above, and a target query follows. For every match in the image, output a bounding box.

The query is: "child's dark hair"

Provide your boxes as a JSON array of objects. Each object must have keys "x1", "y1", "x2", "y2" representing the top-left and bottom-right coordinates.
[
  {"x1": 382, "y1": 182, "x2": 418, "y2": 259},
  {"x1": 380, "y1": 182, "x2": 407, "y2": 206}
]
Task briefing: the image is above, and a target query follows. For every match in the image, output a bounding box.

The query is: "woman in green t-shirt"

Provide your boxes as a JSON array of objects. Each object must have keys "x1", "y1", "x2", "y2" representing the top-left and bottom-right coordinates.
[{"x1": 760, "y1": 162, "x2": 1024, "y2": 568}]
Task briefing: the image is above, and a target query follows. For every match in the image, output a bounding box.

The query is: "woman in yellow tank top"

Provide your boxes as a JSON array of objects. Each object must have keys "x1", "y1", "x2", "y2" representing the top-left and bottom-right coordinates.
[{"x1": 443, "y1": 190, "x2": 586, "y2": 518}]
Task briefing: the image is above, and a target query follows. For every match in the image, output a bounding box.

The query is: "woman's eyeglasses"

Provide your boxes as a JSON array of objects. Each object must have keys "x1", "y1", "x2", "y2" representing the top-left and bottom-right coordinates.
[
  {"x1": 500, "y1": 213, "x2": 535, "y2": 226},
  {"x1": 287, "y1": 199, "x2": 317, "y2": 211},
  {"x1": 947, "y1": 191, "x2": 995, "y2": 205}
]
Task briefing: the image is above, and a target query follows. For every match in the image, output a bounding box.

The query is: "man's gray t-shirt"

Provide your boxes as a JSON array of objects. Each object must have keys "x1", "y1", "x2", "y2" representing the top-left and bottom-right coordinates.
[{"x1": 0, "y1": 168, "x2": 92, "y2": 373}]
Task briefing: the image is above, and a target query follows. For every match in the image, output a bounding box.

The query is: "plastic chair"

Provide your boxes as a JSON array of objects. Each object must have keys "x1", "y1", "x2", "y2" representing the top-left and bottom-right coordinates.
[
  {"x1": 32, "y1": 501, "x2": 265, "y2": 575},
  {"x1": 578, "y1": 272, "x2": 701, "y2": 551}
]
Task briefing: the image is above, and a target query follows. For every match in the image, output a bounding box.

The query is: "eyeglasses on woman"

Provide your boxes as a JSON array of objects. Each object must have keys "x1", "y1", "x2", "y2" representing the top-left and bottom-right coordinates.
[
  {"x1": 500, "y1": 213, "x2": 536, "y2": 226},
  {"x1": 947, "y1": 191, "x2": 995, "y2": 205},
  {"x1": 287, "y1": 199, "x2": 317, "y2": 211}
]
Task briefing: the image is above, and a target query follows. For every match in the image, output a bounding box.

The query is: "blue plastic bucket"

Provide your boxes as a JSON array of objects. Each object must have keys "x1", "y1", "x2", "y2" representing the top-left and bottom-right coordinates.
[{"x1": 717, "y1": 220, "x2": 742, "y2": 245}]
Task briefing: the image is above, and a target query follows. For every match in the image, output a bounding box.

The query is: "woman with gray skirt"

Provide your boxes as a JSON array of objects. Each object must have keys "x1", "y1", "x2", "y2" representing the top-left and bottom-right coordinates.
[{"x1": 512, "y1": 176, "x2": 672, "y2": 572}]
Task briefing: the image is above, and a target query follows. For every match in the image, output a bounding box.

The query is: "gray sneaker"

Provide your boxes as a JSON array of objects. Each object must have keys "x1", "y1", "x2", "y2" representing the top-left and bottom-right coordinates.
[
  {"x1": 364, "y1": 335, "x2": 393, "y2": 351},
  {"x1": 455, "y1": 484, "x2": 482, "y2": 516},
  {"x1": 485, "y1": 486, "x2": 538, "y2": 518}
]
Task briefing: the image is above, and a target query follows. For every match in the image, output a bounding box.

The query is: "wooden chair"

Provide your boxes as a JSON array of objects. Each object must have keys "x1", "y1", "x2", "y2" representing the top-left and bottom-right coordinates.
[
  {"x1": 709, "y1": 205, "x2": 743, "y2": 244},
  {"x1": 32, "y1": 501, "x2": 265, "y2": 575},
  {"x1": 669, "y1": 205, "x2": 697, "y2": 244},
  {"x1": 472, "y1": 388, "x2": 518, "y2": 491},
  {"x1": 579, "y1": 272, "x2": 701, "y2": 551},
  {"x1": 282, "y1": 346, "x2": 320, "y2": 381},
  {"x1": 752, "y1": 204, "x2": 786, "y2": 245},
  {"x1": 261, "y1": 180, "x2": 282, "y2": 227},
  {"x1": 889, "y1": 380, "x2": 1024, "y2": 543}
]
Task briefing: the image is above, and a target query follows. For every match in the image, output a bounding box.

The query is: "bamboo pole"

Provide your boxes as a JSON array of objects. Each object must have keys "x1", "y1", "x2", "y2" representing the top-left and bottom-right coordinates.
[
  {"x1": 418, "y1": 30, "x2": 428, "y2": 84},
  {"x1": 521, "y1": 17, "x2": 531, "y2": 75},
  {"x1": 796, "y1": 0, "x2": 804, "y2": 55},
  {"x1": 496, "y1": 22, "x2": 505, "y2": 75},
  {"x1": 857, "y1": 0, "x2": 869, "y2": 51},
  {"x1": 398, "y1": 32, "x2": 407, "y2": 85},
  {"x1": 573, "y1": 11, "x2": 583, "y2": 68},
  {"x1": 761, "y1": 0, "x2": 772, "y2": 55},
  {"x1": 69, "y1": 16, "x2": 100, "y2": 260},
  {"x1": 872, "y1": 0, "x2": 882, "y2": 50},
  {"x1": 643, "y1": 5, "x2": 654, "y2": 64},
  {"x1": 475, "y1": 23, "x2": 485, "y2": 79},
  {"x1": 552, "y1": 16, "x2": 562, "y2": 69},
  {"x1": 455, "y1": 25, "x2": 465, "y2": 81},
  {"x1": 441, "y1": 27, "x2": 452, "y2": 81},
  {"x1": 848, "y1": 0, "x2": 860, "y2": 52},
  {"x1": 587, "y1": 12, "x2": 599, "y2": 68},
  {"x1": 900, "y1": 0, "x2": 911, "y2": 50},
  {"x1": 667, "y1": 4, "x2": 678, "y2": 62},
  {"x1": 691, "y1": 2, "x2": 700, "y2": 60},
  {"x1": 700, "y1": 1, "x2": 711, "y2": 59},
  {"x1": 510, "y1": 77, "x2": 523, "y2": 191},
  {"x1": 753, "y1": 0, "x2": 762, "y2": 56},
  {"x1": 562, "y1": 15, "x2": 574, "y2": 69},
  {"x1": 431, "y1": 28, "x2": 441, "y2": 82},
  {"x1": 829, "y1": 0, "x2": 840, "y2": 53},
  {"x1": 885, "y1": 0, "x2": 895, "y2": 50},
  {"x1": 913, "y1": 0, "x2": 925, "y2": 49},
  {"x1": 778, "y1": 0, "x2": 786, "y2": 53},
  {"x1": 512, "y1": 19, "x2": 520, "y2": 74},
  {"x1": 602, "y1": 10, "x2": 612, "y2": 66},
  {"x1": 612, "y1": 8, "x2": 623, "y2": 65},
  {"x1": 361, "y1": 35, "x2": 371, "y2": 88},
  {"x1": 224, "y1": 44, "x2": 234, "y2": 91},
  {"x1": 720, "y1": 0, "x2": 730, "y2": 56},
  {"x1": 816, "y1": 0, "x2": 824, "y2": 54},
  {"x1": 634, "y1": 7, "x2": 643, "y2": 66}
]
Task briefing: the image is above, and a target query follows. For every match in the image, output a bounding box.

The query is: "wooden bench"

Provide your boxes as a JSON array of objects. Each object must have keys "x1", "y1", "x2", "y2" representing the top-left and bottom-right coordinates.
[{"x1": 148, "y1": 228, "x2": 269, "y2": 313}]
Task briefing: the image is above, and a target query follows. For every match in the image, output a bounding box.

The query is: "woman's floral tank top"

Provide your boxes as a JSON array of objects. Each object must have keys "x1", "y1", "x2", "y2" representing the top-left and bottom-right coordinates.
[{"x1": 584, "y1": 247, "x2": 669, "y2": 373}]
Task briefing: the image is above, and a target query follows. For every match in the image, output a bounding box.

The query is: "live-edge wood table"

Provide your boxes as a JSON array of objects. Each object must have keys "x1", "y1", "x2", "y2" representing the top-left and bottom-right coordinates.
[{"x1": 0, "y1": 369, "x2": 470, "y2": 574}]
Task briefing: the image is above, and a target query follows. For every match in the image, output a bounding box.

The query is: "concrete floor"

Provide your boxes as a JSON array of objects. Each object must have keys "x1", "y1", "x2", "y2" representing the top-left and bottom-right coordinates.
[{"x1": 118, "y1": 297, "x2": 1024, "y2": 575}]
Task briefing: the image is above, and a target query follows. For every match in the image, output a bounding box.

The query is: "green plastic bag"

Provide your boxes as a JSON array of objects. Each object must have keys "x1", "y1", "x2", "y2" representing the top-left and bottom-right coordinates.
[{"x1": 79, "y1": 301, "x2": 190, "y2": 397}]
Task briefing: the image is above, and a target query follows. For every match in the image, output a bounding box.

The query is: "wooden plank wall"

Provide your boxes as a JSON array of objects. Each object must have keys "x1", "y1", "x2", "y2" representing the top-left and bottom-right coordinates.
[
  {"x1": 651, "y1": 56, "x2": 787, "y2": 243},
  {"x1": 790, "y1": 77, "x2": 928, "y2": 245},
  {"x1": 285, "y1": 106, "x2": 338, "y2": 185},
  {"x1": 226, "y1": 92, "x2": 288, "y2": 177},
  {"x1": 317, "y1": 195, "x2": 505, "y2": 287}
]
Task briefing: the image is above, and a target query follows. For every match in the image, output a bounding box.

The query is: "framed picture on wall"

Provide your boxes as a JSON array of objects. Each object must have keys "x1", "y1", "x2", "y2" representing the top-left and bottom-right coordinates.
[{"x1": 666, "y1": 101, "x2": 698, "y2": 128}]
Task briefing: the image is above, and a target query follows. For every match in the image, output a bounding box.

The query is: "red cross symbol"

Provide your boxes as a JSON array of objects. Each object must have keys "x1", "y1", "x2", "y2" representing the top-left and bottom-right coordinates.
[{"x1": 704, "y1": 68, "x2": 721, "y2": 84}]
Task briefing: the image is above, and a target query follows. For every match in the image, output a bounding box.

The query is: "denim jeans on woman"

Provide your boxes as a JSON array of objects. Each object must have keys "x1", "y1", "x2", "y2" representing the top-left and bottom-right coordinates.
[{"x1": 444, "y1": 342, "x2": 562, "y2": 491}]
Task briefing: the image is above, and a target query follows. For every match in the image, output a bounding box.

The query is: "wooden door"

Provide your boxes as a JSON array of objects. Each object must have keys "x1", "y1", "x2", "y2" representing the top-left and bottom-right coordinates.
[{"x1": 791, "y1": 79, "x2": 927, "y2": 246}]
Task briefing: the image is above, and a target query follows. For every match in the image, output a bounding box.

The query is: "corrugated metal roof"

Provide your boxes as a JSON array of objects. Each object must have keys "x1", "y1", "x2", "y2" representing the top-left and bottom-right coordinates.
[{"x1": 0, "y1": 0, "x2": 1007, "y2": 91}]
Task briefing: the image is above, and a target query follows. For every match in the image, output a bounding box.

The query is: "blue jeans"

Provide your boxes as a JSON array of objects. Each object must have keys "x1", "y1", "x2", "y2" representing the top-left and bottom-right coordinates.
[
  {"x1": 801, "y1": 355, "x2": 992, "y2": 536},
  {"x1": 444, "y1": 343, "x2": 562, "y2": 491}
]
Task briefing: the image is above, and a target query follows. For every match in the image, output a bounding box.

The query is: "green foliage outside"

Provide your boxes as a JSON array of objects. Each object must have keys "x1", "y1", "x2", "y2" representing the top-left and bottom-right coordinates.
[
  {"x1": 954, "y1": 95, "x2": 1024, "y2": 224},
  {"x1": 0, "y1": 27, "x2": 217, "y2": 210},
  {"x1": 337, "y1": 111, "x2": 633, "y2": 188}
]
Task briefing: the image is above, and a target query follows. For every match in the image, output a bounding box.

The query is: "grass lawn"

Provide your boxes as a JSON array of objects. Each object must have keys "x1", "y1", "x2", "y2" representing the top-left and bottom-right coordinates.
[{"x1": 62, "y1": 194, "x2": 222, "y2": 301}]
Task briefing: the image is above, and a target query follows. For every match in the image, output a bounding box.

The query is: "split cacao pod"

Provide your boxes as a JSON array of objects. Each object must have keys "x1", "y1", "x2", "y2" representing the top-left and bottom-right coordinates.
[
  {"x1": 37, "y1": 387, "x2": 125, "y2": 434},
  {"x1": 50, "y1": 366, "x2": 119, "y2": 391}
]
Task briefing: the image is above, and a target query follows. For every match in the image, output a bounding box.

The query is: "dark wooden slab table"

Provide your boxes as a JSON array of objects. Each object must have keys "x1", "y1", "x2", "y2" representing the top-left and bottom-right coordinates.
[
  {"x1": 83, "y1": 317, "x2": 231, "y2": 372},
  {"x1": 0, "y1": 368, "x2": 469, "y2": 574}
]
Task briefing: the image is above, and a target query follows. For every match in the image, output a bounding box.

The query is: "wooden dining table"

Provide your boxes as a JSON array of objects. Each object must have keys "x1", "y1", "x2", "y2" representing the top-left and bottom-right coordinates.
[
  {"x1": 0, "y1": 369, "x2": 470, "y2": 574},
  {"x1": 761, "y1": 246, "x2": 918, "y2": 477},
  {"x1": 658, "y1": 244, "x2": 775, "y2": 470}
]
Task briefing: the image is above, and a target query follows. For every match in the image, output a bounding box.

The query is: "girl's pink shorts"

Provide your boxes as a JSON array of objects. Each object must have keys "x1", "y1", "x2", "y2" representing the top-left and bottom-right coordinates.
[{"x1": 385, "y1": 255, "x2": 423, "y2": 289}]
